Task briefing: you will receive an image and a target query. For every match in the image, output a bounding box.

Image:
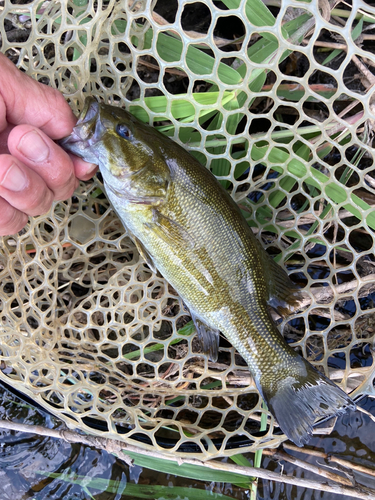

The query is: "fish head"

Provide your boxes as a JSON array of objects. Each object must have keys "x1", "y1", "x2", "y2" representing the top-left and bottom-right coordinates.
[{"x1": 60, "y1": 97, "x2": 170, "y2": 203}]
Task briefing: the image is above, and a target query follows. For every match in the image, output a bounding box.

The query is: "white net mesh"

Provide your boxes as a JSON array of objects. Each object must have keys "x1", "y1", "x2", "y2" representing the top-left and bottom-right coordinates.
[{"x1": 1, "y1": 0, "x2": 375, "y2": 458}]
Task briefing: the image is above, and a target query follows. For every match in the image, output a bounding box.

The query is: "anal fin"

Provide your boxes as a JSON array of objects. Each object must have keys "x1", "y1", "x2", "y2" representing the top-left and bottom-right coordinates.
[
  {"x1": 262, "y1": 251, "x2": 303, "y2": 316},
  {"x1": 190, "y1": 311, "x2": 220, "y2": 362}
]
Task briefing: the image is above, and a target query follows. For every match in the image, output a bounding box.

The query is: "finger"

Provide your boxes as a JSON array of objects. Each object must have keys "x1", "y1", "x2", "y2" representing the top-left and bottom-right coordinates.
[
  {"x1": 0, "y1": 90, "x2": 6, "y2": 133},
  {"x1": 69, "y1": 154, "x2": 98, "y2": 181},
  {"x1": 0, "y1": 154, "x2": 54, "y2": 216},
  {"x1": 7, "y1": 124, "x2": 77, "y2": 201},
  {"x1": 0, "y1": 123, "x2": 12, "y2": 154},
  {"x1": 0, "y1": 53, "x2": 76, "y2": 139},
  {"x1": 0, "y1": 197, "x2": 28, "y2": 236}
]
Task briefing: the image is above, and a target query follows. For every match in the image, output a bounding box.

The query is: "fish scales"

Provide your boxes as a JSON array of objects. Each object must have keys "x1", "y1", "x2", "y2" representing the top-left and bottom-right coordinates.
[
  {"x1": 60, "y1": 97, "x2": 356, "y2": 446},
  {"x1": 118, "y1": 148, "x2": 282, "y2": 376}
]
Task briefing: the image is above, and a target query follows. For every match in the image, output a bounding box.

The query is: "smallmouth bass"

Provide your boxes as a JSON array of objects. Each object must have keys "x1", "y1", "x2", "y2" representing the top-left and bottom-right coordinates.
[{"x1": 61, "y1": 97, "x2": 355, "y2": 446}]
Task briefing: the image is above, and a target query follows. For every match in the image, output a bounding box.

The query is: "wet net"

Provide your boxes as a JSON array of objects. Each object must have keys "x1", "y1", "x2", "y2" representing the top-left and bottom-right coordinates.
[{"x1": 1, "y1": 0, "x2": 375, "y2": 459}]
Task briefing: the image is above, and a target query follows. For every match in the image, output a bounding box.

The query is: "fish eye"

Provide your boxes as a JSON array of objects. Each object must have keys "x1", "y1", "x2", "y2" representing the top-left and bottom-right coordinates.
[{"x1": 116, "y1": 123, "x2": 132, "y2": 139}]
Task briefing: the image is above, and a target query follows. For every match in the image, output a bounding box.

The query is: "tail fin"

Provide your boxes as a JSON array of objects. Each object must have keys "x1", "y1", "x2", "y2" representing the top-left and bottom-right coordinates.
[{"x1": 260, "y1": 356, "x2": 356, "y2": 447}]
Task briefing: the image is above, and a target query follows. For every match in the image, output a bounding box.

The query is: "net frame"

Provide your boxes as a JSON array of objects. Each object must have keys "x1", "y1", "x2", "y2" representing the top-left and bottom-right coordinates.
[{"x1": 0, "y1": 0, "x2": 375, "y2": 459}]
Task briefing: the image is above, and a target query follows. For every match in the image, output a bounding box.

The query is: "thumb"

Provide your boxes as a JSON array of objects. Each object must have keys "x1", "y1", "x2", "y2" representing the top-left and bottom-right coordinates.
[{"x1": 0, "y1": 53, "x2": 76, "y2": 139}]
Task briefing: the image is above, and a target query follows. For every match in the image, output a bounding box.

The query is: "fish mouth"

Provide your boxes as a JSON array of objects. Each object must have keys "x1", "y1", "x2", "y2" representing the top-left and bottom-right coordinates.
[{"x1": 59, "y1": 96, "x2": 105, "y2": 154}]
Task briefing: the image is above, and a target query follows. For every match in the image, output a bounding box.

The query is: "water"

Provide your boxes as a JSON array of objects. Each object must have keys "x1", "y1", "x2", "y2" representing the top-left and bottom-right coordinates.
[
  {"x1": 1, "y1": 384, "x2": 375, "y2": 499},
  {"x1": 259, "y1": 397, "x2": 375, "y2": 499}
]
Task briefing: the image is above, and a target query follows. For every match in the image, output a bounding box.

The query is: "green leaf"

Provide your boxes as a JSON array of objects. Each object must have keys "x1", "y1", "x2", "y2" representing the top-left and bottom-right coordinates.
[
  {"x1": 230, "y1": 454, "x2": 253, "y2": 468},
  {"x1": 250, "y1": 141, "x2": 375, "y2": 232},
  {"x1": 322, "y1": 48, "x2": 342, "y2": 66},
  {"x1": 201, "y1": 380, "x2": 222, "y2": 390},
  {"x1": 322, "y1": 15, "x2": 363, "y2": 65},
  {"x1": 177, "y1": 320, "x2": 195, "y2": 336},
  {"x1": 37, "y1": 471, "x2": 233, "y2": 499},
  {"x1": 247, "y1": 35, "x2": 278, "y2": 64},
  {"x1": 124, "y1": 452, "x2": 251, "y2": 488},
  {"x1": 220, "y1": 0, "x2": 275, "y2": 28},
  {"x1": 277, "y1": 83, "x2": 336, "y2": 101},
  {"x1": 154, "y1": 32, "x2": 242, "y2": 85},
  {"x1": 287, "y1": 159, "x2": 307, "y2": 178},
  {"x1": 332, "y1": 8, "x2": 375, "y2": 23},
  {"x1": 230, "y1": 454, "x2": 255, "y2": 487},
  {"x1": 366, "y1": 211, "x2": 375, "y2": 229},
  {"x1": 123, "y1": 483, "x2": 235, "y2": 500},
  {"x1": 209, "y1": 94, "x2": 243, "y2": 181},
  {"x1": 352, "y1": 15, "x2": 364, "y2": 41},
  {"x1": 129, "y1": 91, "x2": 236, "y2": 124},
  {"x1": 282, "y1": 13, "x2": 313, "y2": 44},
  {"x1": 124, "y1": 321, "x2": 195, "y2": 360},
  {"x1": 113, "y1": 19, "x2": 242, "y2": 85}
]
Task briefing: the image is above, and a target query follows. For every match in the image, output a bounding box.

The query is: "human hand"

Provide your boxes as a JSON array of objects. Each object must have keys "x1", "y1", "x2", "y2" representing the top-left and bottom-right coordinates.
[{"x1": 0, "y1": 53, "x2": 97, "y2": 236}]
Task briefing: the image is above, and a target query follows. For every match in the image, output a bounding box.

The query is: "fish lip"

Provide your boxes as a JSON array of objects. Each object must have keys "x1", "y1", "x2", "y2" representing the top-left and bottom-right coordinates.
[
  {"x1": 79, "y1": 96, "x2": 100, "y2": 125},
  {"x1": 59, "y1": 97, "x2": 104, "y2": 152}
]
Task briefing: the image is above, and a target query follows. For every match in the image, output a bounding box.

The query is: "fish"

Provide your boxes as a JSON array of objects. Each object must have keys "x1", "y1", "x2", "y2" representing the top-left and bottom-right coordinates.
[{"x1": 60, "y1": 96, "x2": 355, "y2": 446}]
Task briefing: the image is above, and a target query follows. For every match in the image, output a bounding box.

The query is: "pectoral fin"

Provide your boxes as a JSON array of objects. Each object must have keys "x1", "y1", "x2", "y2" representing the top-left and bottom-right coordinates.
[
  {"x1": 190, "y1": 311, "x2": 220, "y2": 362},
  {"x1": 132, "y1": 234, "x2": 158, "y2": 274},
  {"x1": 145, "y1": 209, "x2": 195, "y2": 248}
]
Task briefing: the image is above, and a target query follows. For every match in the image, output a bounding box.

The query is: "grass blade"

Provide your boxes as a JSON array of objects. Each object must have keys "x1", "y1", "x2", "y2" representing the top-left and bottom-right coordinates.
[
  {"x1": 221, "y1": 0, "x2": 275, "y2": 27},
  {"x1": 124, "y1": 451, "x2": 251, "y2": 488},
  {"x1": 37, "y1": 471, "x2": 234, "y2": 499}
]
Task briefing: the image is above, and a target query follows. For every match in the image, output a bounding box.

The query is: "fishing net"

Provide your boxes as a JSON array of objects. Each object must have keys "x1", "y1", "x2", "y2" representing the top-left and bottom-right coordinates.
[{"x1": 1, "y1": 0, "x2": 375, "y2": 459}]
